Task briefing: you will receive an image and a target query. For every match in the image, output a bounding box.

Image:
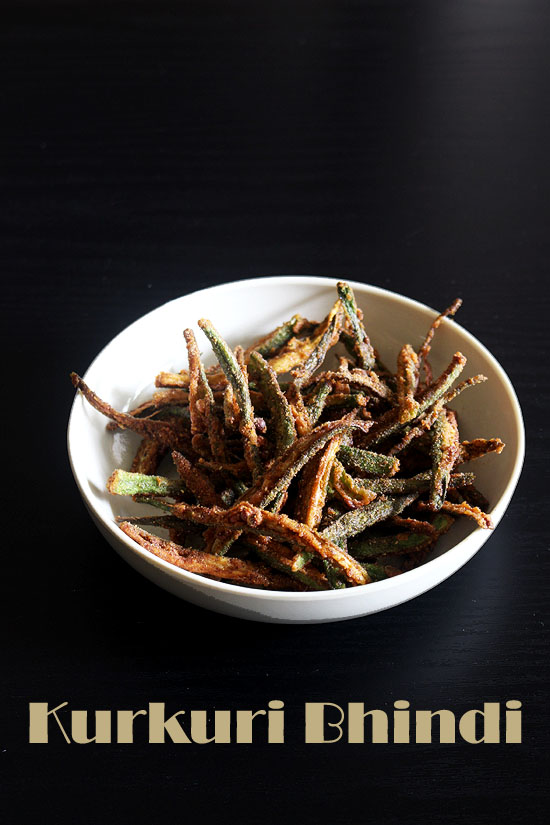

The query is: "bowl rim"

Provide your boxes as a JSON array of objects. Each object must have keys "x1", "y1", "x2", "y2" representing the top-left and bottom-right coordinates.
[{"x1": 67, "y1": 274, "x2": 525, "y2": 602}]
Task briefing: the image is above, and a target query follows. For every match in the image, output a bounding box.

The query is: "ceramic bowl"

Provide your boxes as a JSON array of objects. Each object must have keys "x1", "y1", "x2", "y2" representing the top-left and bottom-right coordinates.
[{"x1": 67, "y1": 276, "x2": 524, "y2": 623}]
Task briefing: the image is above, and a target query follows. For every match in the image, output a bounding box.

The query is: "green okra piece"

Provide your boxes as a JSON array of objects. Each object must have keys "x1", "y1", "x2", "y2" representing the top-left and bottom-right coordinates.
[
  {"x1": 324, "y1": 393, "x2": 367, "y2": 409},
  {"x1": 107, "y1": 470, "x2": 183, "y2": 497},
  {"x1": 429, "y1": 409, "x2": 454, "y2": 510},
  {"x1": 198, "y1": 319, "x2": 262, "y2": 480},
  {"x1": 292, "y1": 314, "x2": 340, "y2": 388},
  {"x1": 321, "y1": 493, "x2": 419, "y2": 543},
  {"x1": 256, "y1": 413, "x2": 369, "y2": 510},
  {"x1": 210, "y1": 414, "x2": 368, "y2": 555},
  {"x1": 306, "y1": 381, "x2": 332, "y2": 425},
  {"x1": 291, "y1": 551, "x2": 314, "y2": 571},
  {"x1": 252, "y1": 544, "x2": 328, "y2": 591},
  {"x1": 346, "y1": 470, "x2": 475, "y2": 496},
  {"x1": 431, "y1": 512, "x2": 455, "y2": 534},
  {"x1": 360, "y1": 563, "x2": 399, "y2": 582},
  {"x1": 396, "y1": 343, "x2": 421, "y2": 422},
  {"x1": 323, "y1": 559, "x2": 346, "y2": 589},
  {"x1": 255, "y1": 314, "x2": 302, "y2": 358},
  {"x1": 337, "y1": 282, "x2": 376, "y2": 369},
  {"x1": 350, "y1": 532, "x2": 434, "y2": 559},
  {"x1": 248, "y1": 351, "x2": 296, "y2": 455},
  {"x1": 366, "y1": 352, "x2": 467, "y2": 447},
  {"x1": 337, "y1": 444, "x2": 399, "y2": 477}
]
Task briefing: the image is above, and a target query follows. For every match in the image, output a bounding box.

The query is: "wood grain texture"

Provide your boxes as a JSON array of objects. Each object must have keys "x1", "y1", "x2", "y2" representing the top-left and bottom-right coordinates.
[{"x1": 1, "y1": 2, "x2": 548, "y2": 824}]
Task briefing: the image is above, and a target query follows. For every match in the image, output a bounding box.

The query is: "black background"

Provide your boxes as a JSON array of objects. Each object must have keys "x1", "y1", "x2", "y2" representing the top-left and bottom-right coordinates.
[{"x1": 2, "y1": 1, "x2": 548, "y2": 823}]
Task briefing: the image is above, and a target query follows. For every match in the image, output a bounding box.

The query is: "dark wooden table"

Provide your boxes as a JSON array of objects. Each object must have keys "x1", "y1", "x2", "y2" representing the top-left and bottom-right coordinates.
[{"x1": 2, "y1": 2, "x2": 548, "y2": 823}]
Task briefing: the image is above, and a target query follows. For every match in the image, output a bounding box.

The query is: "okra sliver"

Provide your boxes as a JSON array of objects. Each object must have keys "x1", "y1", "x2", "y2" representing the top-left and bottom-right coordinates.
[
  {"x1": 323, "y1": 559, "x2": 347, "y2": 589},
  {"x1": 365, "y1": 352, "x2": 467, "y2": 447},
  {"x1": 429, "y1": 409, "x2": 460, "y2": 510},
  {"x1": 292, "y1": 312, "x2": 340, "y2": 388},
  {"x1": 254, "y1": 314, "x2": 302, "y2": 358},
  {"x1": 341, "y1": 470, "x2": 474, "y2": 496},
  {"x1": 337, "y1": 281, "x2": 376, "y2": 369},
  {"x1": 360, "y1": 563, "x2": 401, "y2": 582},
  {"x1": 350, "y1": 531, "x2": 434, "y2": 559},
  {"x1": 321, "y1": 493, "x2": 419, "y2": 543},
  {"x1": 248, "y1": 351, "x2": 296, "y2": 455},
  {"x1": 306, "y1": 381, "x2": 332, "y2": 425},
  {"x1": 198, "y1": 319, "x2": 262, "y2": 479},
  {"x1": 254, "y1": 413, "x2": 370, "y2": 509},
  {"x1": 107, "y1": 470, "x2": 183, "y2": 497},
  {"x1": 396, "y1": 343, "x2": 420, "y2": 422},
  {"x1": 337, "y1": 444, "x2": 399, "y2": 477}
]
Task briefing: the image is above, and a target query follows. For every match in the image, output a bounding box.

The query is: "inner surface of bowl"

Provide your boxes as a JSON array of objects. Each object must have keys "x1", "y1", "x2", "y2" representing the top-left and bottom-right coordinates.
[{"x1": 68, "y1": 276, "x2": 523, "y2": 619}]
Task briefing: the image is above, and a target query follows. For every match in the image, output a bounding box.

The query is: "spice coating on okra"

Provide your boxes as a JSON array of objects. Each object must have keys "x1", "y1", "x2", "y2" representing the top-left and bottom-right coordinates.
[{"x1": 71, "y1": 282, "x2": 503, "y2": 590}]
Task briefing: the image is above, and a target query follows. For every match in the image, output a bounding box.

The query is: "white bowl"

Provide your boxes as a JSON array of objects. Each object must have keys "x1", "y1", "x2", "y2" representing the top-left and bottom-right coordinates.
[{"x1": 67, "y1": 276, "x2": 524, "y2": 623}]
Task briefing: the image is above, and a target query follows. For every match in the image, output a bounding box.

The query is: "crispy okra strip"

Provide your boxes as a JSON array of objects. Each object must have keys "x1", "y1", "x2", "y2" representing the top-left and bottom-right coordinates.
[
  {"x1": 295, "y1": 435, "x2": 344, "y2": 528},
  {"x1": 361, "y1": 563, "x2": 402, "y2": 581},
  {"x1": 155, "y1": 369, "x2": 227, "y2": 390},
  {"x1": 119, "y1": 522, "x2": 302, "y2": 590},
  {"x1": 248, "y1": 351, "x2": 296, "y2": 455},
  {"x1": 184, "y1": 329, "x2": 214, "y2": 433},
  {"x1": 456, "y1": 484, "x2": 490, "y2": 511},
  {"x1": 324, "y1": 393, "x2": 368, "y2": 409},
  {"x1": 291, "y1": 435, "x2": 344, "y2": 571},
  {"x1": 417, "y1": 500, "x2": 493, "y2": 529},
  {"x1": 198, "y1": 319, "x2": 262, "y2": 480},
  {"x1": 364, "y1": 352, "x2": 467, "y2": 447},
  {"x1": 71, "y1": 373, "x2": 179, "y2": 445},
  {"x1": 169, "y1": 501, "x2": 369, "y2": 585},
  {"x1": 266, "y1": 302, "x2": 338, "y2": 375},
  {"x1": 337, "y1": 281, "x2": 377, "y2": 370},
  {"x1": 391, "y1": 516, "x2": 438, "y2": 536},
  {"x1": 131, "y1": 439, "x2": 167, "y2": 474},
  {"x1": 429, "y1": 512, "x2": 456, "y2": 534},
  {"x1": 323, "y1": 560, "x2": 346, "y2": 589},
  {"x1": 152, "y1": 388, "x2": 190, "y2": 406},
  {"x1": 246, "y1": 535, "x2": 328, "y2": 590},
  {"x1": 335, "y1": 469, "x2": 475, "y2": 497},
  {"x1": 155, "y1": 371, "x2": 190, "y2": 388},
  {"x1": 321, "y1": 493, "x2": 419, "y2": 544},
  {"x1": 198, "y1": 457, "x2": 250, "y2": 478},
  {"x1": 337, "y1": 444, "x2": 399, "y2": 477},
  {"x1": 292, "y1": 311, "x2": 342, "y2": 388},
  {"x1": 249, "y1": 412, "x2": 371, "y2": 510},
  {"x1": 429, "y1": 409, "x2": 460, "y2": 510},
  {"x1": 318, "y1": 367, "x2": 391, "y2": 400},
  {"x1": 330, "y1": 460, "x2": 378, "y2": 508},
  {"x1": 291, "y1": 551, "x2": 314, "y2": 571},
  {"x1": 106, "y1": 399, "x2": 157, "y2": 430},
  {"x1": 249, "y1": 314, "x2": 303, "y2": 359},
  {"x1": 441, "y1": 374, "x2": 488, "y2": 406},
  {"x1": 387, "y1": 407, "x2": 440, "y2": 456},
  {"x1": 458, "y1": 438, "x2": 505, "y2": 463},
  {"x1": 306, "y1": 381, "x2": 332, "y2": 425},
  {"x1": 350, "y1": 531, "x2": 435, "y2": 559},
  {"x1": 171, "y1": 450, "x2": 222, "y2": 507},
  {"x1": 208, "y1": 413, "x2": 371, "y2": 554},
  {"x1": 285, "y1": 383, "x2": 311, "y2": 437},
  {"x1": 396, "y1": 344, "x2": 420, "y2": 423},
  {"x1": 184, "y1": 328, "x2": 227, "y2": 462},
  {"x1": 417, "y1": 298, "x2": 462, "y2": 377},
  {"x1": 107, "y1": 469, "x2": 183, "y2": 497}
]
